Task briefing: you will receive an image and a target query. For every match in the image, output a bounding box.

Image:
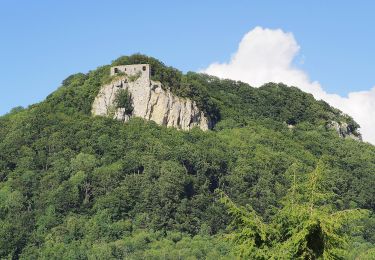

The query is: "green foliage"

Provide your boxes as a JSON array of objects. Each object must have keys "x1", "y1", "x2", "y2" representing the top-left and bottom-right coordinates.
[
  {"x1": 113, "y1": 88, "x2": 134, "y2": 116},
  {"x1": 0, "y1": 54, "x2": 374, "y2": 258},
  {"x1": 219, "y1": 161, "x2": 370, "y2": 259},
  {"x1": 189, "y1": 73, "x2": 359, "y2": 131},
  {"x1": 46, "y1": 66, "x2": 110, "y2": 115}
]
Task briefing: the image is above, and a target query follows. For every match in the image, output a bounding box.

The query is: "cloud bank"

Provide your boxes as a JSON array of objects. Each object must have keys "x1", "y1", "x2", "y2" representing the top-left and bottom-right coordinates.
[{"x1": 203, "y1": 27, "x2": 375, "y2": 145}]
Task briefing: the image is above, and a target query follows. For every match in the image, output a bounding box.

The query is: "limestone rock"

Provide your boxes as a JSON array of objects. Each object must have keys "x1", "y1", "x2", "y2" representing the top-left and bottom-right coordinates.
[
  {"x1": 327, "y1": 121, "x2": 362, "y2": 141},
  {"x1": 92, "y1": 65, "x2": 211, "y2": 131}
]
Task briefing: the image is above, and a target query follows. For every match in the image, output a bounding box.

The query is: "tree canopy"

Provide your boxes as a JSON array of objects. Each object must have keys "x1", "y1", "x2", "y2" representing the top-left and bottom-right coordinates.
[{"x1": 0, "y1": 54, "x2": 374, "y2": 258}]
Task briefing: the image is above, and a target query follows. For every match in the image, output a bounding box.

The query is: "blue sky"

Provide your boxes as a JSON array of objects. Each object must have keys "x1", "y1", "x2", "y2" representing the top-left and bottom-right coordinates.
[{"x1": 0, "y1": 0, "x2": 374, "y2": 116}]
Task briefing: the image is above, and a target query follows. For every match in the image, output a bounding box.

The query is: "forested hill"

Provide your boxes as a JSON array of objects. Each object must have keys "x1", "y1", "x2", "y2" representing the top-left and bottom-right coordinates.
[{"x1": 0, "y1": 54, "x2": 374, "y2": 259}]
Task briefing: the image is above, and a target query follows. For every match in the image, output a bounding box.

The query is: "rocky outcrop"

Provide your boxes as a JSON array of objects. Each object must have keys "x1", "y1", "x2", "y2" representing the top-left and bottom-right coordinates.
[
  {"x1": 327, "y1": 121, "x2": 362, "y2": 141},
  {"x1": 92, "y1": 76, "x2": 211, "y2": 130}
]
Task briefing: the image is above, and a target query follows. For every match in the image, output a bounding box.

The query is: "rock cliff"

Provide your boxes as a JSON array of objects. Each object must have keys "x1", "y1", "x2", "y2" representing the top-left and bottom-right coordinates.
[
  {"x1": 92, "y1": 74, "x2": 211, "y2": 130},
  {"x1": 327, "y1": 121, "x2": 362, "y2": 141}
]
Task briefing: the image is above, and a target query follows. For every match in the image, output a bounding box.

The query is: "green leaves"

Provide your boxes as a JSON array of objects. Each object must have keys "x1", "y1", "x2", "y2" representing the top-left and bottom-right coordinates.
[
  {"x1": 113, "y1": 88, "x2": 134, "y2": 116},
  {"x1": 71, "y1": 153, "x2": 97, "y2": 173},
  {"x1": 219, "y1": 161, "x2": 370, "y2": 259},
  {"x1": 0, "y1": 54, "x2": 374, "y2": 258}
]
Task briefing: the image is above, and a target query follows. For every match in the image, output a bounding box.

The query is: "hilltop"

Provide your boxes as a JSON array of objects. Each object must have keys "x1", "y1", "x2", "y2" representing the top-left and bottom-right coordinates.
[{"x1": 0, "y1": 54, "x2": 374, "y2": 258}]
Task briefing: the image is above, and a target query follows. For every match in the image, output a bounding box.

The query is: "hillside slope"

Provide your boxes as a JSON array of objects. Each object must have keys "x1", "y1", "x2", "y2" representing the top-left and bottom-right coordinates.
[{"x1": 0, "y1": 54, "x2": 374, "y2": 259}]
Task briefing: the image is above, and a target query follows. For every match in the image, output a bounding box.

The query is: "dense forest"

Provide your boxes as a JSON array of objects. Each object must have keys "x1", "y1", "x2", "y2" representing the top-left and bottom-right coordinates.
[{"x1": 0, "y1": 54, "x2": 374, "y2": 259}]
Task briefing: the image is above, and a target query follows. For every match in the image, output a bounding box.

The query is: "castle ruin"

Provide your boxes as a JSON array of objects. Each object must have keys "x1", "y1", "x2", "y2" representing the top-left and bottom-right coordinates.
[
  {"x1": 92, "y1": 64, "x2": 211, "y2": 130},
  {"x1": 111, "y1": 64, "x2": 150, "y2": 78}
]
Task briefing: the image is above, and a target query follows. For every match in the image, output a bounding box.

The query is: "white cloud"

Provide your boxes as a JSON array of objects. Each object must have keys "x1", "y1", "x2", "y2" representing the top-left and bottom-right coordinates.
[{"x1": 203, "y1": 27, "x2": 375, "y2": 145}]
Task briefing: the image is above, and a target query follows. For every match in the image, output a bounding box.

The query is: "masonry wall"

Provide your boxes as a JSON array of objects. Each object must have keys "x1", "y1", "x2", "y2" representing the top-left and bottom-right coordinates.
[{"x1": 110, "y1": 64, "x2": 150, "y2": 80}]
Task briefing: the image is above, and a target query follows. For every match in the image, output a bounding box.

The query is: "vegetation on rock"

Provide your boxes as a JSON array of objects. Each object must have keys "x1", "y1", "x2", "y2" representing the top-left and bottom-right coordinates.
[{"x1": 114, "y1": 88, "x2": 134, "y2": 117}]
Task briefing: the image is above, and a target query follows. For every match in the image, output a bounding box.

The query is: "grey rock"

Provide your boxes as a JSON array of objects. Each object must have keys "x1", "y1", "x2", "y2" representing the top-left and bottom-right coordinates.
[
  {"x1": 92, "y1": 64, "x2": 211, "y2": 131},
  {"x1": 327, "y1": 121, "x2": 362, "y2": 141}
]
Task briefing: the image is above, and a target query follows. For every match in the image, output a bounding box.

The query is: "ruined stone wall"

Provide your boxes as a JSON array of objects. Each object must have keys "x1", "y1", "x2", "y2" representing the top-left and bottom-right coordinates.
[{"x1": 110, "y1": 64, "x2": 150, "y2": 79}]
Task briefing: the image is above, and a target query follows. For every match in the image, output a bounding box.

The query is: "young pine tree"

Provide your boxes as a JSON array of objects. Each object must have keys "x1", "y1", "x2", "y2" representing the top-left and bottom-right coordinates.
[{"x1": 218, "y1": 160, "x2": 368, "y2": 259}]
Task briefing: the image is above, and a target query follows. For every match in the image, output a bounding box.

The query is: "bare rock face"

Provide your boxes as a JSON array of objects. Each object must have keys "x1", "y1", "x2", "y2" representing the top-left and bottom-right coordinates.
[
  {"x1": 92, "y1": 66, "x2": 211, "y2": 130},
  {"x1": 327, "y1": 121, "x2": 362, "y2": 141}
]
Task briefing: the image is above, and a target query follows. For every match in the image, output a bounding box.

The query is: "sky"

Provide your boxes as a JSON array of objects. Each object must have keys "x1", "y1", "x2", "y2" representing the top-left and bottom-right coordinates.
[{"x1": 0, "y1": 1, "x2": 374, "y2": 143}]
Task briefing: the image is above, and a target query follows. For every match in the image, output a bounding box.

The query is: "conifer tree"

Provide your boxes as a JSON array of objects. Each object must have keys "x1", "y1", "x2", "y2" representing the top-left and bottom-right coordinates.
[{"x1": 219, "y1": 160, "x2": 369, "y2": 259}]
